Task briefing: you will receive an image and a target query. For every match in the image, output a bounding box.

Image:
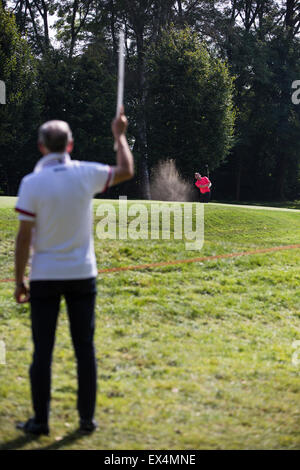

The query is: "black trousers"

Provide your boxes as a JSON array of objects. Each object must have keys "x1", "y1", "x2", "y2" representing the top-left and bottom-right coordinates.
[
  {"x1": 199, "y1": 191, "x2": 211, "y2": 203},
  {"x1": 29, "y1": 277, "x2": 97, "y2": 424}
]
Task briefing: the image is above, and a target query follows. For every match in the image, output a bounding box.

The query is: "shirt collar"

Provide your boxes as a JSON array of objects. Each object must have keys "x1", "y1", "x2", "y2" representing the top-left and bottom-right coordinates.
[{"x1": 34, "y1": 152, "x2": 72, "y2": 173}]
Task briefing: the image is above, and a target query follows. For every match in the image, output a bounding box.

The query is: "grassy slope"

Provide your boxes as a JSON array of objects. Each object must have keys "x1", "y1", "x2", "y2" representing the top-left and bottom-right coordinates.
[
  {"x1": 0, "y1": 197, "x2": 300, "y2": 450},
  {"x1": 214, "y1": 200, "x2": 300, "y2": 211}
]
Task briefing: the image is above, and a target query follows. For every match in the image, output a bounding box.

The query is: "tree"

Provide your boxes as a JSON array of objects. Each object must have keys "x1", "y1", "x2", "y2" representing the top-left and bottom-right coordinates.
[
  {"x1": 146, "y1": 27, "x2": 235, "y2": 179},
  {"x1": 2, "y1": 0, "x2": 300, "y2": 201},
  {"x1": 114, "y1": 1, "x2": 177, "y2": 198},
  {"x1": 54, "y1": 0, "x2": 95, "y2": 58},
  {"x1": 10, "y1": 0, "x2": 55, "y2": 54},
  {"x1": 36, "y1": 40, "x2": 117, "y2": 164}
]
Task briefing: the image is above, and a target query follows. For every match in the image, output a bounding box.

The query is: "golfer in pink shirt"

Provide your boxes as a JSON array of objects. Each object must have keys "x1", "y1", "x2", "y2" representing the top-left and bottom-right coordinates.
[{"x1": 195, "y1": 172, "x2": 212, "y2": 203}]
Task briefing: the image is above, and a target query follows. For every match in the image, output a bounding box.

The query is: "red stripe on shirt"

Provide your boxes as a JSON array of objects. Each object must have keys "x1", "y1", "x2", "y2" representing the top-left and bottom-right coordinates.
[
  {"x1": 102, "y1": 166, "x2": 113, "y2": 193},
  {"x1": 15, "y1": 207, "x2": 36, "y2": 217}
]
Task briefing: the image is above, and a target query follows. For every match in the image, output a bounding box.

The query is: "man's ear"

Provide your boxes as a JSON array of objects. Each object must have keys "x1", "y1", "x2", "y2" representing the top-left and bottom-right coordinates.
[
  {"x1": 38, "y1": 142, "x2": 48, "y2": 155},
  {"x1": 66, "y1": 140, "x2": 74, "y2": 153}
]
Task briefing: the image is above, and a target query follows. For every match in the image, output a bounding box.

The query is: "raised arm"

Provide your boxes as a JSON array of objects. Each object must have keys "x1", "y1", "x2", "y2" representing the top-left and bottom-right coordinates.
[{"x1": 110, "y1": 107, "x2": 134, "y2": 186}]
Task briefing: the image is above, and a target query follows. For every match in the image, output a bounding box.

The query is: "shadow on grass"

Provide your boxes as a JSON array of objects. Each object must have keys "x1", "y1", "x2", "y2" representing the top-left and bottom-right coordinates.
[
  {"x1": 37, "y1": 429, "x2": 85, "y2": 450},
  {"x1": 0, "y1": 429, "x2": 85, "y2": 450},
  {"x1": 0, "y1": 433, "x2": 39, "y2": 450}
]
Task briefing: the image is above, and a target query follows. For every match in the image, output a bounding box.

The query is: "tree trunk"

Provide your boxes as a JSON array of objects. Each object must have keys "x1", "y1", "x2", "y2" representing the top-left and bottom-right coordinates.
[
  {"x1": 276, "y1": 153, "x2": 287, "y2": 200},
  {"x1": 110, "y1": 0, "x2": 118, "y2": 58},
  {"x1": 136, "y1": 28, "x2": 151, "y2": 199}
]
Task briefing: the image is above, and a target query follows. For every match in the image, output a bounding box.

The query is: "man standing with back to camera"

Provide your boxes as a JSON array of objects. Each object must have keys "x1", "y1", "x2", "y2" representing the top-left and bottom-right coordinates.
[{"x1": 14, "y1": 106, "x2": 134, "y2": 435}]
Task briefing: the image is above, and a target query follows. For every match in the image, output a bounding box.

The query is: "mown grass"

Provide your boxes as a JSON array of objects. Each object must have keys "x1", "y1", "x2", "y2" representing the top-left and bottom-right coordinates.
[
  {"x1": 216, "y1": 200, "x2": 300, "y2": 211},
  {"x1": 0, "y1": 197, "x2": 299, "y2": 450}
]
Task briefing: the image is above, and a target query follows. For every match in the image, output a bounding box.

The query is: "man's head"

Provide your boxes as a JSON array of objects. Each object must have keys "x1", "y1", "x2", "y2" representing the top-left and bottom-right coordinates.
[
  {"x1": 38, "y1": 120, "x2": 73, "y2": 155},
  {"x1": 195, "y1": 172, "x2": 201, "y2": 180}
]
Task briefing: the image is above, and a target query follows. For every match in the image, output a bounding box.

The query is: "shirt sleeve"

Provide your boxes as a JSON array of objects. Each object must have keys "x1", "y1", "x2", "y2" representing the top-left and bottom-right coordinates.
[
  {"x1": 15, "y1": 177, "x2": 36, "y2": 222},
  {"x1": 84, "y1": 162, "x2": 114, "y2": 196}
]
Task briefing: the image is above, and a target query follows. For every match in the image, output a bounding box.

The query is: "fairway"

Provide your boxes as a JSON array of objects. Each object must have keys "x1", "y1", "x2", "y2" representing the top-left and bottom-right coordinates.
[{"x1": 0, "y1": 197, "x2": 300, "y2": 449}]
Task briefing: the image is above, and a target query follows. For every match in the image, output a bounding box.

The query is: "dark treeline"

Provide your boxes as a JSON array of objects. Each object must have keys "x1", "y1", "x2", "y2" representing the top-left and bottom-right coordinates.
[{"x1": 0, "y1": 0, "x2": 300, "y2": 201}]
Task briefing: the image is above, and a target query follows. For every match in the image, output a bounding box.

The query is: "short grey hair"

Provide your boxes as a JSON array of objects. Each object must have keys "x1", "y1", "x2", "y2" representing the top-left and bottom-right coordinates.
[{"x1": 38, "y1": 120, "x2": 73, "y2": 152}]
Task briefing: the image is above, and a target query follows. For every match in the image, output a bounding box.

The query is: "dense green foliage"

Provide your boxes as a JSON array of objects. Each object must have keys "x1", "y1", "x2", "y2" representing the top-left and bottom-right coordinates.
[
  {"x1": 0, "y1": 1, "x2": 300, "y2": 200},
  {"x1": 0, "y1": 197, "x2": 300, "y2": 449},
  {"x1": 37, "y1": 45, "x2": 116, "y2": 164}
]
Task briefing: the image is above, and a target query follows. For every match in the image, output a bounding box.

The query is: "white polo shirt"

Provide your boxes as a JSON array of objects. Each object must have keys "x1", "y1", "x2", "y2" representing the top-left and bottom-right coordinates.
[{"x1": 15, "y1": 153, "x2": 113, "y2": 280}]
